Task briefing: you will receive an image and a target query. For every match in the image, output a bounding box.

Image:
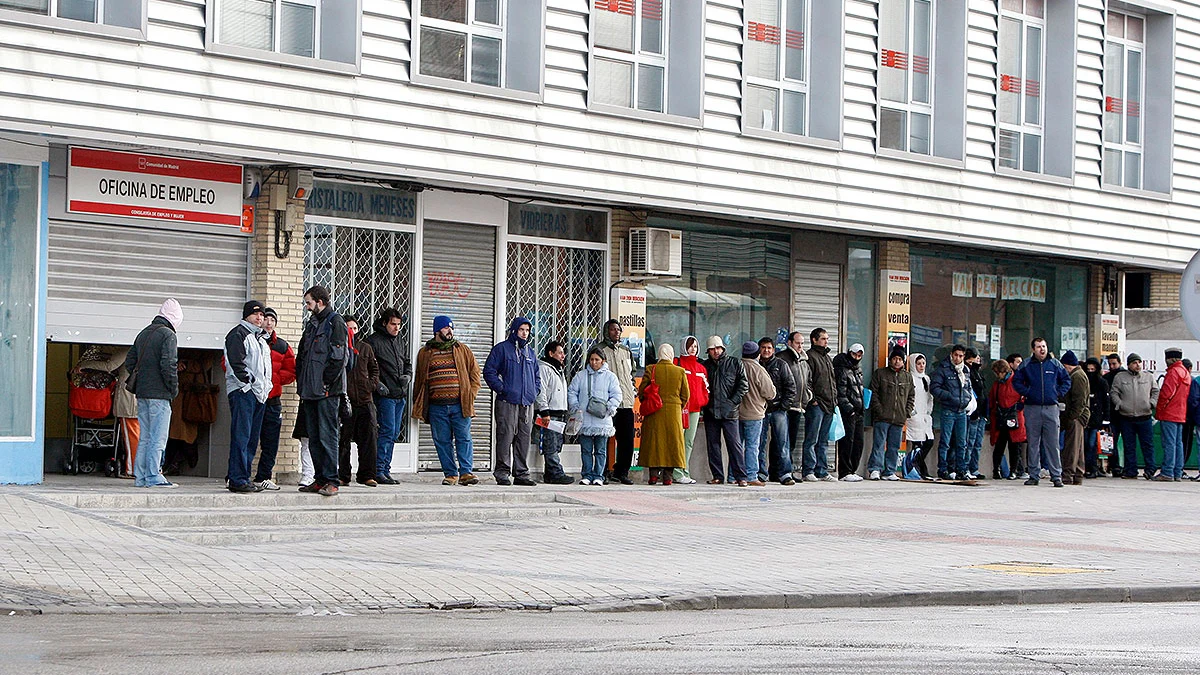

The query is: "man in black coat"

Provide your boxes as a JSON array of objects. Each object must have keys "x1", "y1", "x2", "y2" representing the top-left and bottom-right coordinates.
[
  {"x1": 758, "y1": 337, "x2": 796, "y2": 484},
  {"x1": 701, "y1": 336, "x2": 749, "y2": 485},
  {"x1": 364, "y1": 307, "x2": 412, "y2": 484}
]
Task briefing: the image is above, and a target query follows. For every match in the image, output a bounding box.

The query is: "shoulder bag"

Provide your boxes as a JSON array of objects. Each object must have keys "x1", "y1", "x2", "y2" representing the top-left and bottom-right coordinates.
[
  {"x1": 640, "y1": 365, "x2": 663, "y2": 416},
  {"x1": 586, "y1": 370, "x2": 610, "y2": 419}
]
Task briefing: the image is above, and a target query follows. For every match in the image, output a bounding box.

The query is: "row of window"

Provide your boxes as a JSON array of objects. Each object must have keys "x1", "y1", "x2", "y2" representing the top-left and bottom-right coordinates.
[{"x1": 0, "y1": 0, "x2": 1172, "y2": 193}]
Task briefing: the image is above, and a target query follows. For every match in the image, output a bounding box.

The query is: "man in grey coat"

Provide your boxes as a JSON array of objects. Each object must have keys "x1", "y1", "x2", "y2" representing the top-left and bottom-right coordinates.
[{"x1": 123, "y1": 298, "x2": 182, "y2": 488}]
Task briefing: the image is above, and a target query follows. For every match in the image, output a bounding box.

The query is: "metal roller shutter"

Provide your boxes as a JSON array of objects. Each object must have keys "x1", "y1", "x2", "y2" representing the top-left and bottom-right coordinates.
[
  {"x1": 47, "y1": 220, "x2": 247, "y2": 347},
  {"x1": 419, "y1": 221, "x2": 497, "y2": 471},
  {"x1": 792, "y1": 260, "x2": 842, "y2": 468}
]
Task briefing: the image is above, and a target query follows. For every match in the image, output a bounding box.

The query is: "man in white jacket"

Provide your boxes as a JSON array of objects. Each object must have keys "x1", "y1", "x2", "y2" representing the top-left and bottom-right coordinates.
[
  {"x1": 223, "y1": 300, "x2": 273, "y2": 493},
  {"x1": 535, "y1": 341, "x2": 575, "y2": 485}
]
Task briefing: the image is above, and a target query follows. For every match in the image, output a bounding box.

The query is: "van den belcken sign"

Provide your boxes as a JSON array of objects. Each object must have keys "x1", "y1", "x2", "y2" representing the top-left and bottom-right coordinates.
[
  {"x1": 508, "y1": 203, "x2": 607, "y2": 244},
  {"x1": 307, "y1": 180, "x2": 417, "y2": 224}
]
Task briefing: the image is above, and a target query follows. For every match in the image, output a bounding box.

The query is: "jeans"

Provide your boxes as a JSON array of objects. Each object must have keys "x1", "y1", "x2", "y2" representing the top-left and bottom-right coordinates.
[
  {"x1": 1118, "y1": 418, "x2": 1156, "y2": 477},
  {"x1": 787, "y1": 409, "x2": 805, "y2": 477},
  {"x1": 1024, "y1": 404, "x2": 1062, "y2": 480},
  {"x1": 869, "y1": 421, "x2": 903, "y2": 474},
  {"x1": 227, "y1": 390, "x2": 266, "y2": 488},
  {"x1": 579, "y1": 434, "x2": 607, "y2": 482},
  {"x1": 302, "y1": 397, "x2": 341, "y2": 486},
  {"x1": 375, "y1": 396, "x2": 406, "y2": 478},
  {"x1": 740, "y1": 418, "x2": 764, "y2": 481},
  {"x1": 1161, "y1": 420, "x2": 1185, "y2": 479},
  {"x1": 254, "y1": 397, "x2": 282, "y2": 482},
  {"x1": 134, "y1": 398, "x2": 172, "y2": 487},
  {"x1": 761, "y1": 410, "x2": 792, "y2": 481},
  {"x1": 429, "y1": 402, "x2": 474, "y2": 477},
  {"x1": 536, "y1": 425, "x2": 568, "y2": 479},
  {"x1": 965, "y1": 417, "x2": 987, "y2": 475},
  {"x1": 674, "y1": 411, "x2": 700, "y2": 481},
  {"x1": 704, "y1": 413, "x2": 745, "y2": 482},
  {"x1": 801, "y1": 404, "x2": 834, "y2": 478},
  {"x1": 938, "y1": 409, "x2": 968, "y2": 476}
]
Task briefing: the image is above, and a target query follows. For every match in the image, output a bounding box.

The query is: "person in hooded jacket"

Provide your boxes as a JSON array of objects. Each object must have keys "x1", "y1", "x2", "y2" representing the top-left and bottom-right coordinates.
[
  {"x1": 674, "y1": 336, "x2": 709, "y2": 484},
  {"x1": 485, "y1": 316, "x2": 542, "y2": 486},
  {"x1": 1083, "y1": 357, "x2": 1111, "y2": 479},
  {"x1": 535, "y1": 340, "x2": 575, "y2": 485},
  {"x1": 868, "y1": 345, "x2": 913, "y2": 481},
  {"x1": 124, "y1": 298, "x2": 183, "y2": 488},
  {"x1": 363, "y1": 307, "x2": 411, "y2": 484},
  {"x1": 904, "y1": 353, "x2": 935, "y2": 480},
  {"x1": 296, "y1": 286, "x2": 349, "y2": 497},
  {"x1": 989, "y1": 359, "x2": 1026, "y2": 480},
  {"x1": 568, "y1": 348, "x2": 623, "y2": 485},
  {"x1": 738, "y1": 341, "x2": 777, "y2": 486},
  {"x1": 223, "y1": 300, "x2": 272, "y2": 493},
  {"x1": 963, "y1": 348, "x2": 989, "y2": 480},
  {"x1": 930, "y1": 344, "x2": 973, "y2": 481},
  {"x1": 833, "y1": 343, "x2": 866, "y2": 481}
]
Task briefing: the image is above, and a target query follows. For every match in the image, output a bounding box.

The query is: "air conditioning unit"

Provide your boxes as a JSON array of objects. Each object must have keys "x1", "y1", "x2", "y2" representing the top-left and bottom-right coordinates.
[{"x1": 628, "y1": 227, "x2": 682, "y2": 276}]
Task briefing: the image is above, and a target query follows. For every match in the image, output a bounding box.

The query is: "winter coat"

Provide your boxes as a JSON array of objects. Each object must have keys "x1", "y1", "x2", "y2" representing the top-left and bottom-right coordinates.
[
  {"x1": 346, "y1": 339, "x2": 380, "y2": 406},
  {"x1": 701, "y1": 353, "x2": 748, "y2": 420},
  {"x1": 599, "y1": 338, "x2": 637, "y2": 408},
  {"x1": 675, "y1": 353, "x2": 710, "y2": 414},
  {"x1": 224, "y1": 319, "x2": 272, "y2": 403},
  {"x1": 364, "y1": 322, "x2": 411, "y2": 400},
  {"x1": 413, "y1": 340, "x2": 482, "y2": 422},
  {"x1": 1012, "y1": 355, "x2": 1070, "y2": 407},
  {"x1": 870, "y1": 365, "x2": 914, "y2": 426},
  {"x1": 484, "y1": 317, "x2": 542, "y2": 406},
  {"x1": 535, "y1": 357, "x2": 569, "y2": 417},
  {"x1": 1189, "y1": 375, "x2": 1200, "y2": 426},
  {"x1": 1110, "y1": 370, "x2": 1159, "y2": 420},
  {"x1": 267, "y1": 332, "x2": 296, "y2": 400},
  {"x1": 738, "y1": 357, "x2": 777, "y2": 421},
  {"x1": 637, "y1": 360, "x2": 689, "y2": 468},
  {"x1": 906, "y1": 354, "x2": 934, "y2": 441},
  {"x1": 777, "y1": 346, "x2": 812, "y2": 412},
  {"x1": 1155, "y1": 360, "x2": 1192, "y2": 424},
  {"x1": 968, "y1": 364, "x2": 988, "y2": 421},
  {"x1": 123, "y1": 316, "x2": 179, "y2": 401},
  {"x1": 761, "y1": 355, "x2": 796, "y2": 414},
  {"x1": 297, "y1": 306, "x2": 348, "y2": 401},
  {"x1": 833, "y1": 352, "x2": 865, "y2": 417},
  {"x1": 1085, "y1": 371, "x2": 1110, "y2": 430},
  {"x1": 806, "y1": 345, "x2": 837, "y2": 413},
  {"x1": 568, "y1": 363, "x2": 622, "y2": 437},
  {"x1": 930, "y1": 357, "x2": 972, "y2": 413},
  {"x1": 989, "y1": 374, "x2": 1027, "y2": 445},
  {"x1": 1063, "y1": 367, "x2": 1091, "y2": 426}
]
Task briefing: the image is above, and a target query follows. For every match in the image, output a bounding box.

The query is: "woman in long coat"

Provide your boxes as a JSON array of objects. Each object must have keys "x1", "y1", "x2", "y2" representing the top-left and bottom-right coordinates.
[{"x1": 638, "y1": 343, "x2": 690, "y2": 485}]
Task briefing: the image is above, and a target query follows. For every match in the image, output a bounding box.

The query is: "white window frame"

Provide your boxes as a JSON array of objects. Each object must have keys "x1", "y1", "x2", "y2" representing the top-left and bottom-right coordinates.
[
  {"x1": 214, "y1": 0, "x2": 319, "y2": 58},
  {"x1": 742, "y1": 0, "x2": 809, "y2": 137},
  {"x1": 997, "y1": 1, "x2": 1045, "y2": 174},
  {"x1": 1103, "y1": 10, "x2": 1145, "y2": 190},
  {"x1": 0, "y1": 0, "x2": 146, "y2": 39},
  {"x1": 204, "y1": 0, "x2": 359, "y2": 74},
  {"x1": 591, "y1": 0, "x2": 670, "y2": 114},
  {"x1": 415, "y1": 0, "x2": 507, "y2": 88},
  {"x1": 877, "y1": 0, "x2": 935, "y2": 155}
]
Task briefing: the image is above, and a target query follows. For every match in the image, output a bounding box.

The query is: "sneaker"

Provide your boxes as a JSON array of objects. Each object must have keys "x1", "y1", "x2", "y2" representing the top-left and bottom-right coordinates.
[
  {"x1": 841, "y1": 474, "x2": 864, "y2": 482},
  {"x1": 442, "y1": 476, "x2": 459, "y2": 485},
  {"x1": 299, "y1": 476, "x2": 315, "y2": 487},
  {"x1": 883, "y1": 473, "x2": 900, "y2": 481},
  {"x1": 869, "y1": 470, "x2": 881, "y2": 481},
  {"x1": 298, "y1": 482, "x2": 322, "y2": 493},
  {"x1": 938, "y1": 471, "x2": 950, "y2": 481},
  {"x1": 819, "y1": 474, "x2": 836, "y2": 482},
  {"x1": 1024, "y1": 477, "x2": 1040, "y2": 486},
  {"x1": 228, "y1": 483, "x2": 260, "y2": 493},
  {"x1": 973, "y1": 472, "x2": 987, "y2": 480},
  {"x1": 678, "y1": 476, "x2": 697, "y2": 485},
  {"x1": 1052, "y1": 478, "x2": 1064, "y2": 488},
  {"x1": 780, "y1": 477, "x2": 796, "y2": 486},
  {"x1": 318, "y1": 483, "x2": 339, "y2": 496},
  {"x1": 1018, "y1": 472, "x2": 1030, "y2": 480},
  {"x1": 593, "y1": 478, "x2": 606, "y2": 486},
  {"x1": 579, "y1": 478, "x2": 592, "y2": 486},
  {"x1": 495, "y1": 477, "x2": 513, "y2": 486},
  {"x1": 1040, "y1": 470, "x2": 1050, "y2": 479},
  {"x1": 458, "y1": 473, "x2": 480, "y2": 486},
  {"x1": 548, "y1": 474, "x2": 575, "y2": 485},
  {"x1": 149, "y1": 481, "x2": 178, "y2": 488},
  {"x1": 803, "y1": 474, "x2": 819, "y2": 483},
  {"x1": 1152, "y1": 474, "x2": 1173, "y2": 482},
  {"x1": 514, "y1": 477, "x2": 537, "y2": 487},
  {"x1": 255, "y1": 479, "x2": 281, "y2": 491}
]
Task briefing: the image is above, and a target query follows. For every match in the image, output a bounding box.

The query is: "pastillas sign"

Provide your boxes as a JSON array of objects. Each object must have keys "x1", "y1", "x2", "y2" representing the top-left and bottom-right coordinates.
[{"x1": 68, "y1": 148, "x2": 243, "y2": 227}]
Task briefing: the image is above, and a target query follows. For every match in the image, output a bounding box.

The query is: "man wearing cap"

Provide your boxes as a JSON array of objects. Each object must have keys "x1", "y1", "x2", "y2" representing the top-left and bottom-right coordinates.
[
  {"x1": 1012, "y1": 337, "x2": 1071, "y2": 487},
  {"x1": 485, "y1": 316, "x2": 542, "y2": 486},
  {"x1": 413, "y1": 315, "x2": 482, "y2": 486},
  {"x1": 223, "y1": 300, "x2": 272, "y2": 493},
  {"x1": 701, "y1": 336, "x2": 749, "y2": 485},
  {"x1": 1110, "y1": 353, "x2": 1159, "y2": 479},
  {"x1": 802, "y1": 328, "x2": 838, "y2": 482},
  {"x1": 124, "y1": 298, "x2": 183, "y2": 488},
  {"x1": 833, "y1": 343, "x2": 867, "y2": 481},
  {"x1": 1155, "y1": 347, "x2": 1191, "y2": 481},
  {"x1": 252, "y1": 307, "x2": 295, "y2": 491},
  {"x1": 1059, "y1": 351, "x2": 1091, "y2": 485},
  {"x1": 868, "y1": 346, "x2": 914, "y2": 481},
  {"x1": 738, "y1": 340, "x2": 776, "y2": 487},
  {"x1": 930, "y1": 344, "x2": 974, "y2": 481}
]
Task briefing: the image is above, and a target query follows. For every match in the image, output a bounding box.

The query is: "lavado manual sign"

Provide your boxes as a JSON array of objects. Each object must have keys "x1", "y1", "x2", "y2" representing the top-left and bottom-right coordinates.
[{"x1": 67, "y1": 147, "x2": 243, "y2": 227}]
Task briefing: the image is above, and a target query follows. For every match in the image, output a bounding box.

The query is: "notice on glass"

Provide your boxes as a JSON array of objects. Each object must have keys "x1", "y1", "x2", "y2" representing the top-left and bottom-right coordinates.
[{"x1": 990, "y1": 325, "x2": 1002, "y2": 360}]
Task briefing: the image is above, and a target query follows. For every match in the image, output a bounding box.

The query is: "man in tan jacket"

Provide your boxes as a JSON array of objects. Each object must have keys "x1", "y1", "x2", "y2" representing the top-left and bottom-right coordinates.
[
  {"x1": 412, "y1": 315, "x2": 482, "y2": 485},
  {"x1": 739, "y1": 341, "x2": 776, "y2": 487}
]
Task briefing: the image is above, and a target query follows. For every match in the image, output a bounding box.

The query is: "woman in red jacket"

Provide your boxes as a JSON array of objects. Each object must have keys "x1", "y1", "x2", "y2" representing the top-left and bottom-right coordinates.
[
  {"x1": 989, "y1": 358, "x2": 1026, "y2": 480},
  {"x1": 673, "y1": 335, "x2": 710, "y2": 485}
]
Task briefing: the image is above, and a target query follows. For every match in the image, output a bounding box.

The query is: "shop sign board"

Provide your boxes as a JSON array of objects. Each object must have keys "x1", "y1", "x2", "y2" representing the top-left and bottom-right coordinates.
[
  {"x1": 307, "y1": 180, "x2": 417, "y2": 224},
  {"x1": 1000, "y1": 276, "x2": 1048, "y2": 303},
  {"x1": 67, "y1": 147, "x2": 243, "y2": 227},
  {"x1": 976, "y1": 274, "x2": 998, "y2": 298},
  {"x1": 610, "y1": 287, "x2": 647, "y2": 370},
  {"x1": 1094, "y1": 314, "x2": 1122, "y2": 357},
  {"x1": 952, "y1": 272, "x2": 974, "y2": 297},
  {"x1": 879, "y1": 270, "x2": 911, "y2": 366},
  {"x1": 508, "y1": 203, "x2": 607, "y2": 244}
]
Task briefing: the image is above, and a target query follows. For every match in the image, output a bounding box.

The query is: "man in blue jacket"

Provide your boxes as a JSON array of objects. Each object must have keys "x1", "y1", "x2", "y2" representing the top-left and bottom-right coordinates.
[
  {"x1": 930, "y1": 344, "x2": 973, "y2": 480},
  {"x1": 484, "y1": 317, "x2": 542, "y2": 486},
  {"x1": 1012, "y1": 337, "x2": 1071, "y2": 487}
]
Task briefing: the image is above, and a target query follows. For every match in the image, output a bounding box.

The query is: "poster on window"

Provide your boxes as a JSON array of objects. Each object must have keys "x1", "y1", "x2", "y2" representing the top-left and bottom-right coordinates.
[
  {"x1": 879, "y1": 270, "x2": 911, "y2": 366},
  {"x1": 976, "y1": 274, "x2": 998, "y2": 299},
  {"x1": 990, "y1": 325, "x2": 1002, "y2": 360},
  {"x1": 610, "y1": 287, "x2": 647, "y2": 370},
  {"x1": 1061, "y1": 326, "x2": 1087, "y2": 353},
  {"x1": 952, "y1": 272, "x2": 974, "y2": 298},
  {"x1": 1094, "y1": 314, "x2": 1122, "y2": 358}
]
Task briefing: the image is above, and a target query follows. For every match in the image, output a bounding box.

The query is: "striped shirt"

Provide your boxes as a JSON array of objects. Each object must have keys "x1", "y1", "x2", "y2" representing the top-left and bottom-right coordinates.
[{"x1": 427, "y1": 347, "x2": 461, "y2": 404}]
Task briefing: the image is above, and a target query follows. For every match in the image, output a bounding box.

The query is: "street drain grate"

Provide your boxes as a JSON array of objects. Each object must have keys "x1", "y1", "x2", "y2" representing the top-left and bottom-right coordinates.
[{"x1": 964, "y1": 561, "x2": 1112, "y2": 576}]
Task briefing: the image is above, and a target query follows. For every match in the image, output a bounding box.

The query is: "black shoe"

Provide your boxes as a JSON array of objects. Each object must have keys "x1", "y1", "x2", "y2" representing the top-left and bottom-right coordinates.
[
  {"x1": 495, "y1": 477, "x2": 513, "y2": 486},
  {"x1": 339, "y1": 479, "x2": 351, "y2": 486},
  {"x1": 547, "y1": 474, "x2": 574, "y2": 485},
  {"x1": 937, "y1": 471, "x2": 950, "y2": 481},
  {"x1": 375, "y1": 475, "x2": 398, "y2": 485},
  {"x1": 1084, "y1": 471, "x2": 1098, "y2": 479},
  {"x1": 781, "y1": 477, "x2": 796, "y2": 486},
  {"x1": 228, "y1": 483, "x2": 260, "y2": 493},
  {"x1": 1052, "y1": 478, "x2": 1064, "y2": 488},
  {"x1": 615, "y1": 476, "x2": 634, "y2": 485},
  {"x1": 1024, "y1": 478, "x2": 1040, "y2": 486},
  {"x1": 992, "y1": 471, "x2": 1002, "y2": 480},
  {"x1": 513, "y1": 477, "x2": 537, "y2": 486}
]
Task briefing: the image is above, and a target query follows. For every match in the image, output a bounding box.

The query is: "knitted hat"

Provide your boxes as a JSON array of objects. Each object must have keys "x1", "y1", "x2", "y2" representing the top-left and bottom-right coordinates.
[
  {"x1": 889, "y1": 345, "x2": 907, "y2": 360},
  {"x1": 1061, "y1": 350, "x2": 1079, "y2": 366},
  {"x1": 1127, "y1": 353, "x2": 1142, "y2": 365},
  {"x1": 706, "y1": 335, "x2": 725, "y2": 350},
  {"x1": 242, "y1": 300, "x2": 265, "y2": 319},
  {"x1": 433, "y1": 315, "x2": 454, "y2": 334},
  {"x1": 158, "y1": 298, "x2": 183, "y2": 330},
  {"x1": 742, "y1": 341, "x2": 760, "y2": 358},
  {"x1": 263, "y1": 307, "x2": 278, "y2": 321}
]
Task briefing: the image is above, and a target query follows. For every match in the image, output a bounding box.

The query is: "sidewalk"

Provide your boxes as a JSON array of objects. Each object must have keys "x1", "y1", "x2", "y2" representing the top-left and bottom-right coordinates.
[{"x1": 1, "y1": 475, "x2": 1198, "y2": 614}]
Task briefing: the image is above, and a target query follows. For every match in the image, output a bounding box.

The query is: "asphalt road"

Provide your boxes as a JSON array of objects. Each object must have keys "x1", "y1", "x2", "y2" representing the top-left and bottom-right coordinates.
[{"x1": 4, "y1": 602, "x2": 1197, "y2": 674}]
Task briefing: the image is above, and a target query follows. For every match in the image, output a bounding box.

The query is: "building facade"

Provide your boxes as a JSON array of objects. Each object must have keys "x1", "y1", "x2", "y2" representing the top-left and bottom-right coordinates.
[{"x1": 2, "y1": 0, "x2": 1198, "y2": 483}]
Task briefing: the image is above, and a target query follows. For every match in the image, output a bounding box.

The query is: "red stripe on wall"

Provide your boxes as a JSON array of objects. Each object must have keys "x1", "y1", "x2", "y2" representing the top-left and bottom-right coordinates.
[
  {"x1": 68, "y1": 200, "x2": 242, "y2": 226},
  {"x1": 70, "y1": 148, "x2": 243, "y2": 183}
]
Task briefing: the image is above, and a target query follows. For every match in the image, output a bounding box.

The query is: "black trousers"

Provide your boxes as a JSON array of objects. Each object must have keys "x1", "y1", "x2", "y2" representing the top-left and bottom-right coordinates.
[
  {"x1": 302, "y1": 397, "x2": 340, "y2": 486},
  {"x1": 836, "y1": 412, "x2": 864, "y2": 478},
  {"x1": 338, "y1": 401, "x2": 379, "y2": 483},
  {"x1": 992, "y1": 427, "x2": 1024, "y2": 477},
  {"x1": 704, "y1": 413, "x2": 746, "y2": 482},
  {"x1": 611, "y1": 407, "x2": 635, "y2": 478}
]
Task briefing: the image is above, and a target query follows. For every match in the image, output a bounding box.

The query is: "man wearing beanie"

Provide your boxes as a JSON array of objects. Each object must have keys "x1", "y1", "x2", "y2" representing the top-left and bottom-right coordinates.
[
  {"x1": 123, "y1": 298, "x2": 183, "y2": 488},
  {"x1": 833, "y1": 343, "x2": 867, "y2": 481},
  {"x1": 1154, "y1": 347, "x2": 1192, "y2": 481},
  {"x1": 484, "y1": 317, "x2": 541, "y2": 486},
  {"x1": 413, "y1": 315, "x2": 482, "y2": 486},
  {"x1": 738, "y1": 340, "x2": 776, "y2": 486},
  {"x1": 701, "y1": 335, "x2": 749, "y2": 485},
  {"x1": 868, "y1": 345, "x2": 914, "y2": 481},
  {"x1": 223, "y1": 300, "x2": 272, "y2": 493},
  {"x1": 252, "y1": 307, "x2": 295, "y2": 490},
  {"x1": 1059, "y1": 351, "x2": 1090, "y2": 485},
  {"x1": 1110, "y1": 353, "x2": 1159, "y2": 478}
]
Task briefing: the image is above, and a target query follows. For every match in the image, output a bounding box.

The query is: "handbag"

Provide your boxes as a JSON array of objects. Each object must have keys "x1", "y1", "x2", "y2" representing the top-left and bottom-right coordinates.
[
  {"x1": 181, "y1": 383, "x2": 219, "y2": 425},
  {"x1": 997, "y1": 403, "x2": 1020, "y2": 429},
  {"x1": 682, "y1": 411, "x2": 690, "y2": 429},
  {"x1": 586, "y1": 370, "x2": 610, "y2": 418},
  {"x1": 640, "y1": 366, "x2": 664, "y2": 416}
]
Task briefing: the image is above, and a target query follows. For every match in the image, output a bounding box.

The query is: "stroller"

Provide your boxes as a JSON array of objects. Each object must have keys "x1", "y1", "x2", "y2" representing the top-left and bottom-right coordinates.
[{"x1": 66, "y1": 368, "x2": 119, "y2": 476}]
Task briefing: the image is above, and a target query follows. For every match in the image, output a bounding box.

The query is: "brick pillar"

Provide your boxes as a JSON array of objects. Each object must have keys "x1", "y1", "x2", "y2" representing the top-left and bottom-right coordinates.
[
  {"x1": 1149, "y1": 271, "x2": 1182, "y2": 309},
  {"x1": 878, "y1": 240, "x2": 910, "y2": 271},
  {"x1": 1088, "y1": 265, "x2": 1107, "y2": 315},
  {"x1": 249, "y1": 177, "x2": 307, "y2": 483}
]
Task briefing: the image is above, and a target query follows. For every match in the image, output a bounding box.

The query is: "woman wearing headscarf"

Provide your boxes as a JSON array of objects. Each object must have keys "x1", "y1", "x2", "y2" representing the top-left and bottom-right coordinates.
[
  {"x1": 989, "y1": 358, "x2": 1026, "y2": 479},
  {"x1": 903, "y1": 353, "x2": 935, "y2": 479},
  {"x1": 673, "y1": 335, "x2": 709, "y2": 484},
  {"x1": 638, "y1": 343, "x2": 690, "y2": 485}
]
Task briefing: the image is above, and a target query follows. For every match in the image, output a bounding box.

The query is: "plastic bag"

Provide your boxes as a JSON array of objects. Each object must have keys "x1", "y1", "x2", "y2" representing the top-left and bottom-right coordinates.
[
  {"x1": 565, "y1": 410, "x2": 584, "y2": 436},
  {"x1": 829, "y1": 408, "x2": 846, "y2": 442}
]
